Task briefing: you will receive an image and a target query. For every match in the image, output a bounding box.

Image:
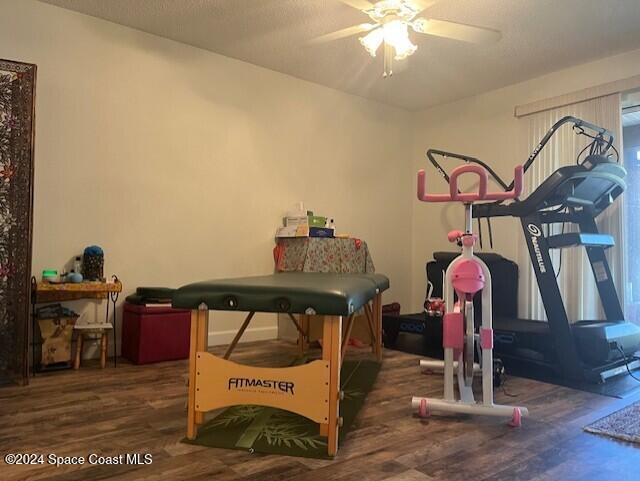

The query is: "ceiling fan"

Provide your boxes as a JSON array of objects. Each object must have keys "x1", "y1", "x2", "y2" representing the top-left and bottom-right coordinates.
[{"x1": 312, "y1": 0, "x2": 501, "y2": 77}]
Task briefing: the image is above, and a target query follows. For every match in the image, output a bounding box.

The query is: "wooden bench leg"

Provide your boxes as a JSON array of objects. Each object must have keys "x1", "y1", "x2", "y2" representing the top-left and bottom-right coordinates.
[
  {"x1": 374, "y1": 293, "x2": 383, "y2": 362},
  {"x1": 363, "y1": 304, "x2": 376, "y2": 353},
  {"x1": 100, "y1": 332, "x2": 108, "y2": 368},
  {"x1": 195, "y1": 308, "x2": 209, "y2": 426},
  {"x1": 341, "y1": 314, "x2": 355, "y2": 362},
  {"x1": 321, "y1": 314, "x2": 342, "y2": 456},
  {"x1": 297, "y1": 314, "x2": 307, "y2": 356},
  {"x1": 187, "y1": 310, "x2": 200, "y2": 440},
  {"x1": 302, "y1": 315, "x2": 310, "y2": 352},
  {"x1": 74, "y1": 333, "x2": 83, "y2": 370}
]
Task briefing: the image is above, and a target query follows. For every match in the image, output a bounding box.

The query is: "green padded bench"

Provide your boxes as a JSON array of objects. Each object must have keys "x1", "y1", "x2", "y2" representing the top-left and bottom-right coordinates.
[{"x1": 175, "y1": 272, "x2": 389, "y2": 457}]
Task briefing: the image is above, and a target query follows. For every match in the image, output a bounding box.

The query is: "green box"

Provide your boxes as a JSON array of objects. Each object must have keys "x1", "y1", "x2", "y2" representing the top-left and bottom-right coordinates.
[{"x1": 307, "y1": 215, "x2": 327, "y2": 227}]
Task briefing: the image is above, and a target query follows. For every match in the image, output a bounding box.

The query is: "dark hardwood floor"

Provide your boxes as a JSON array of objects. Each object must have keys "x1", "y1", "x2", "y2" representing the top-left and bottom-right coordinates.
[{"x1": 1, "y1": 340, "x2": 639, "y2": 481}]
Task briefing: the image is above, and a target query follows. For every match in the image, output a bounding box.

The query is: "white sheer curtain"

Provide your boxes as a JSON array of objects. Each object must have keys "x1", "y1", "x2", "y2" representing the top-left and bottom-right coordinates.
[{"x1": 517, "y1": 93, "x2": 624, "y2": 322}]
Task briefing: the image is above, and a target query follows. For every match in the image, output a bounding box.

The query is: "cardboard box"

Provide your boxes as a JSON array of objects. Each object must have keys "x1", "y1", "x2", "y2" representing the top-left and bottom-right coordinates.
[
  {"x1": 309, "y1": 227, "x2": 334, "y2": 238},
  {"x1": 276, "y1": 224, "x2": 309, "y2": 238},
  {"x1": 308, "y1": 215, "x2": 327, "y2": 227},
  {"x1": 284, "y1": 216, "x2": 309, "y2": 227}
]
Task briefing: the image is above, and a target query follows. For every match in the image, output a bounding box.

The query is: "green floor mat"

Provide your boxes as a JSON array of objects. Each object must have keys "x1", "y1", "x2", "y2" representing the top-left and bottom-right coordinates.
[{"x1": 184, "y1": 359, "x2": 380, "y2": 459}]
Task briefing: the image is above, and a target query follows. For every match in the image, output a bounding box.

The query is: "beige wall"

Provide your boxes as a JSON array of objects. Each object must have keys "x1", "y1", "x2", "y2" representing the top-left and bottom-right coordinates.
[
  {"x1": 410, "y1": 47, "x2": 640, "y2": 313},
  {"x1": 0, "y1": 0, "x2": 414, "y2": 350}
]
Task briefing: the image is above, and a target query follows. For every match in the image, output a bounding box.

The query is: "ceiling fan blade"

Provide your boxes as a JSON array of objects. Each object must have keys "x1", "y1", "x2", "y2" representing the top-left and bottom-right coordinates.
[
  {"x1": 413, "y1": 18, "x2": 501, "y2": 44},
  {"x1": 310, "y1": 23, "x2": 377, "y2": 44},
  {"x1": 410, "y1": 0, "x2": 443, "y2": 14},
  {"x1": 337, "y1": 0, "x2": 374, "y2": 10}
]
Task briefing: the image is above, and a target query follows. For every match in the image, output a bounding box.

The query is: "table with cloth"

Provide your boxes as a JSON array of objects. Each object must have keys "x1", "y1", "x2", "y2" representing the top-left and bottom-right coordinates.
[{"x1": 273, "y1": 237, "x2": 378, "y2": 351}]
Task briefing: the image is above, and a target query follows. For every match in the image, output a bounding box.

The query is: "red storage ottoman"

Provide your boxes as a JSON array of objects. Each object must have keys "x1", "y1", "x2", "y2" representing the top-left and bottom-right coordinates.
[{"x1": 122, "y1": 302, "x2": 191, "y2": 364}]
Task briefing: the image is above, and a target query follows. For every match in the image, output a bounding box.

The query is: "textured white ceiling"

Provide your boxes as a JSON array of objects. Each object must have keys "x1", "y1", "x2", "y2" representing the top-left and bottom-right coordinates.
[{"x1": 38, "y1": 0, "x2": 640, "y2": 110}]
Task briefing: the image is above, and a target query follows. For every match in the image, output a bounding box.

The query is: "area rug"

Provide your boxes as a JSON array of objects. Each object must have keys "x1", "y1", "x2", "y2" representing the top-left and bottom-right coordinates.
[
  {"x1": 184, "y1": 359, "x2": 380, "y2": 459},
  {"x1": 584, "y1": 401, "x2": 640, "y2": 444}
]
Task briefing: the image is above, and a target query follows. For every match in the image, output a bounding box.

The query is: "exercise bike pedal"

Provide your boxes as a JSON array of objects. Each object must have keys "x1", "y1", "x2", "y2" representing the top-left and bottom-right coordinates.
[{"x1": 509, "y1": 407, "x2": 522, "y2": 428}]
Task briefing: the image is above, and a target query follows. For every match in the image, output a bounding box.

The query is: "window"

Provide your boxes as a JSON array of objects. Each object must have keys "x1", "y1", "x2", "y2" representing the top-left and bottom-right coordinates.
[{"x1": 623, "y1": 122, "x2": 640, "y2": 323}]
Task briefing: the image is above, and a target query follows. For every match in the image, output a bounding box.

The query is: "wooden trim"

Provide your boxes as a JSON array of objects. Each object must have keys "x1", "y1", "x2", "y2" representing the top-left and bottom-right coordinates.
[
  {"x1": 223, "y1": 312, "x2": 255, "y2": 360},
  {"x1": 194, "y1": 352, "x2": 330, "y2": 423},
  {"x1": 515, "y1": 74, "x2": 640, "y2": 117},
  {"x1": 187, "y1": 310, "x2": 199, "y2": 440}
]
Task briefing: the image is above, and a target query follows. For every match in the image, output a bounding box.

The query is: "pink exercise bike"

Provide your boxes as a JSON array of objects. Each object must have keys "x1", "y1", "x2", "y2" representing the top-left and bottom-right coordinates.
[{"x1": 412, "y1": 160, "x2": 529, "y2": 426}]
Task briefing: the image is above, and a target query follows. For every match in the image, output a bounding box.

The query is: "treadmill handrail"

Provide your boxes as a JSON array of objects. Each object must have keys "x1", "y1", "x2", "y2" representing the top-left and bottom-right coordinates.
[
  {"x1": 508, "y1": 116, "x2": 614, "y2": 191},
  {"x1": 424, "y1": 116, "x2": 615, "y2": 198}
]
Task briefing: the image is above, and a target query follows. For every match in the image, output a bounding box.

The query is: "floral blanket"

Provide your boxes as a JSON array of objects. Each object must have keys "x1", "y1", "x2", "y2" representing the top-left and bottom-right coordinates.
[{"x1": 274, "y1": 238, "x2": 375, "y2": 273}]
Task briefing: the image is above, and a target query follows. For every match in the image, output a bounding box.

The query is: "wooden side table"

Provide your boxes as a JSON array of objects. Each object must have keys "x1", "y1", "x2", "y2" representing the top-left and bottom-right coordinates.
[{"x1": 31, "y1": 276, "x2": 122, "y2": 373}]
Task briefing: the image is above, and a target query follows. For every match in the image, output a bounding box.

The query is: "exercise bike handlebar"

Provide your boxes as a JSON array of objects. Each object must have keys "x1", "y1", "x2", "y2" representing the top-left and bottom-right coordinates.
[{"x1": 417, "y1": 164, "x2": 523, "y2": 203}]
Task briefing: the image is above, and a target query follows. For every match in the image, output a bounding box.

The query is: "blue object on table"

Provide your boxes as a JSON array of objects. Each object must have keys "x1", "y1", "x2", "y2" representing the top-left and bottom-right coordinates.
[
  {"x1": 82, "y1": 245, "x2": 105, "y2": 281},
  {"x1": 309, "y1": 227, "x2": 334, "y2": 238},
  {"x1": 67, "y1": 272, "x2": 83, "y2": 283},
  {"x1": 84, "y1": 245, "x2": 104, "y2": 256}
]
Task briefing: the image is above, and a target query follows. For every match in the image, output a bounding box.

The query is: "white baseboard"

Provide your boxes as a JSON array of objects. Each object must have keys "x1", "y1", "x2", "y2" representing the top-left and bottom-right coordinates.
[{"x1": 208, "y1": 326, "x2": 278, "y2": 346}]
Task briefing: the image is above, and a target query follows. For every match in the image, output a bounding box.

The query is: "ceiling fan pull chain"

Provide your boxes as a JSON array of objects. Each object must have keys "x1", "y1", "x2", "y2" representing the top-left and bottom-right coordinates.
[{"x1": 383, "y1": 42, "x2": 393, "y2": 78}]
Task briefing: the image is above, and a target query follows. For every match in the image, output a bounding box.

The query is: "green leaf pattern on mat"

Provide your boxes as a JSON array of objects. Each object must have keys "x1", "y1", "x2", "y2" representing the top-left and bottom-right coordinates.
[
  {"x1": 209, "y1": 405, "x2": 262, "y2": 428},
  {"x1": 206, "y1": 370, "x2": 363, "y2": 450},
  {"x1": 186, "y1": 360, "x2": 381, "y2": 459},
  {"x1": 257, "y1": 411, "x2": 327, "y2": 450},
  {"x1": 208, "y1": 405, "x2": 327, "y2": 450},
  {"x1": 342, "y1": 387, "x2": 364, "y2": 401}
]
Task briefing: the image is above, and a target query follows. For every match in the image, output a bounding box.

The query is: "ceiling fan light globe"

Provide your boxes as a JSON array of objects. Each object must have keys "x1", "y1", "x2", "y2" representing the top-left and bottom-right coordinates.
[
  {"x1": 359, "y1": 27, "x2": 385, "y2": 57},
  {"x1": 383, "y1": 20, "x2": 418, "y2": 59},
  {"x1": 393, "y1": 41, "x2": 417, "y2": 60}
]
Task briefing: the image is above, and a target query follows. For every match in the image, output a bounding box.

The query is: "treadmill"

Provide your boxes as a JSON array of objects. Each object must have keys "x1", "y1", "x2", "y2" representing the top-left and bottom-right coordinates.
[{"x1": 426, "y1": 116, "x2": 640, "y2": 384}]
